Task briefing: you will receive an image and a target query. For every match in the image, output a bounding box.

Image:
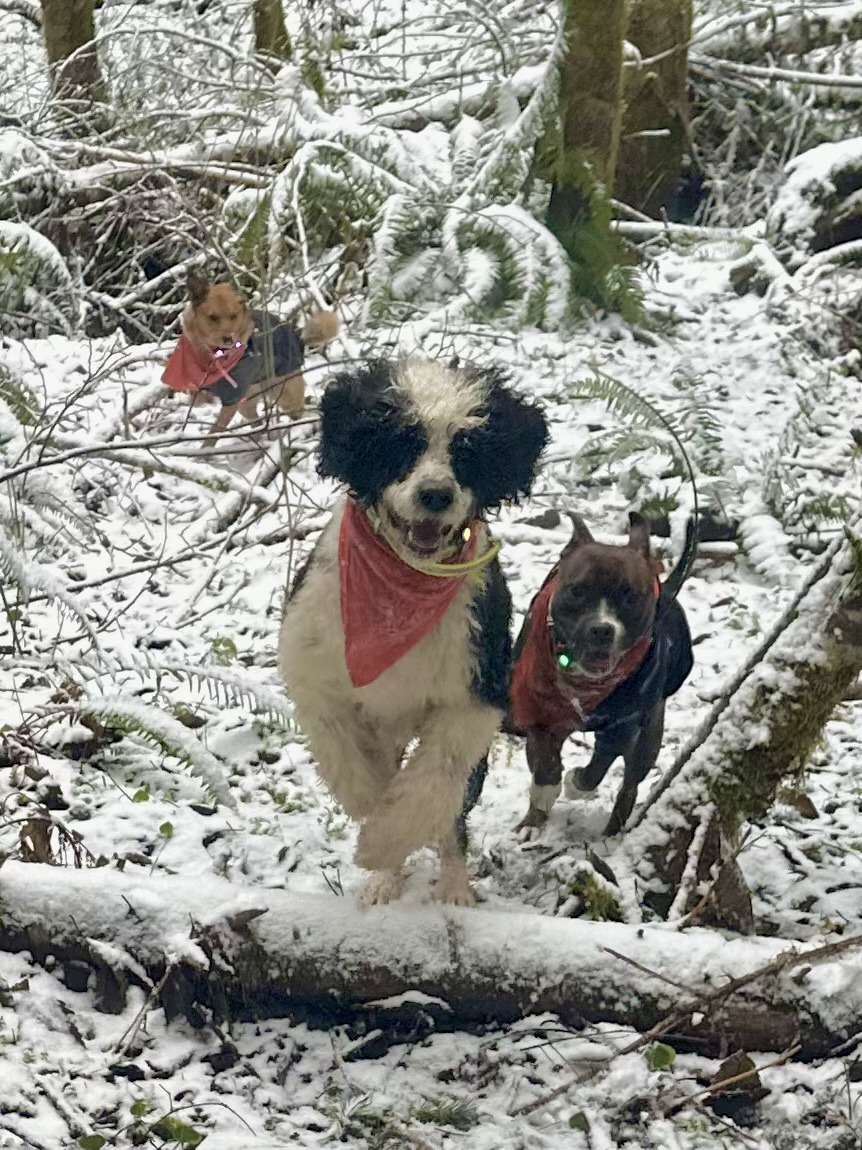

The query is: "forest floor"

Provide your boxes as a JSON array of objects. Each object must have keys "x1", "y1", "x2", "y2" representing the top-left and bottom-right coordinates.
[{"x1": 2, "y1": 236, "x2": 862, "y2": 1148}]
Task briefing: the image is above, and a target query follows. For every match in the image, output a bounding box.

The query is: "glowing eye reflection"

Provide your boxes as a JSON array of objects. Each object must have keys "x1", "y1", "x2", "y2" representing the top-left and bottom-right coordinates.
[
  {"x1": 557, "y1": 652, "x2": 571, "y2": 669},
  {"x1": 462, "y1": 526, "x2": 472, "y2": 542}
]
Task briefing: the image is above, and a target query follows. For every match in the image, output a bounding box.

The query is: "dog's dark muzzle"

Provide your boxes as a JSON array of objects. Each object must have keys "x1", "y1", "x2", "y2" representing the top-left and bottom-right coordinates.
[{"x1": 551, "y1": 614, "x2": 622, "y2": 677}]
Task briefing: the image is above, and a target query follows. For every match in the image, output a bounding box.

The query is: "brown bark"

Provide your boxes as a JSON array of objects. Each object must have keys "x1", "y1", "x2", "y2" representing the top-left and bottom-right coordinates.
[
  {"x1": 616, "y1": 0, "x2": 693, "y2": 217},
  {"x1": 1, "y1": 860, "x2": 861, "y2": 1058},
  {"x1": 545, "y1": 0, "x2": 628, "y2": 246},
  {"x1": 41, "y1": 0, "x2": 106, "y2": 112},
  {"x1": 253, "y1": 0, "x2": 293, "y2": 64}
]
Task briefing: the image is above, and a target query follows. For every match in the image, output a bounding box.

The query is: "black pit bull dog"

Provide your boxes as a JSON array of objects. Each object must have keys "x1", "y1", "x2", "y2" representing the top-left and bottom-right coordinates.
[{"x1": 507, "y1": 512, "x2": 694, "y2": 838}]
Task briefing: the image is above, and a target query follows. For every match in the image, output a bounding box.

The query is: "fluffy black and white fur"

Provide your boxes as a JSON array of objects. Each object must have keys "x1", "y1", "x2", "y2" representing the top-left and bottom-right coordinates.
[{"x1": 279, "y1": 358, "x2": 547, "y2": 906}]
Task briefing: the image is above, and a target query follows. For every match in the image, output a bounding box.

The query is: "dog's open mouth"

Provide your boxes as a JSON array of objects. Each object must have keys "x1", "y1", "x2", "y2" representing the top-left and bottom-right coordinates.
[{"x1": 385, "y1": 509, "x2": 458, "y2": 559}]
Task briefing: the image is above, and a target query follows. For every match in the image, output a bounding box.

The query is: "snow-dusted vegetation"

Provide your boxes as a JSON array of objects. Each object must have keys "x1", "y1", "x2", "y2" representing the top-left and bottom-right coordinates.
[{"x1": 2, "y1": 1, "x2": 862, "y2": 1147}]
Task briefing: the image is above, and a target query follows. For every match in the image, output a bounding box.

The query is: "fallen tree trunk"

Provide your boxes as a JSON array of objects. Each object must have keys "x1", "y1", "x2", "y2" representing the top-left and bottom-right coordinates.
[
  {"x1": 626, "y1": 518, "x2": 862, "y2": 930},
  {"x1": 2, "y1": 860, "x2": 862, "y2": 1058}
]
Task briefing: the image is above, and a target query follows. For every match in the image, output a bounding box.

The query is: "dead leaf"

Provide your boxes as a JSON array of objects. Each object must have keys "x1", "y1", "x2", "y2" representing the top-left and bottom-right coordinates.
[{"x1": 777, "y1": 788, "x2": 819, "y2": 819}]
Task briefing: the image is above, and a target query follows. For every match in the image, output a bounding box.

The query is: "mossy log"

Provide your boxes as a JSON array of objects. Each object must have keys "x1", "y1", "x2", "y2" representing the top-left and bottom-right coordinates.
[
  {"x1": 2, "y1": 860, "x2": 862, "y2": 1058},
  {"x1": 616, "y1": 0, "x2": 693, "y2": 217},
  {"x1": 627, "y1": 523, "x2": 862, "y2": 930}
]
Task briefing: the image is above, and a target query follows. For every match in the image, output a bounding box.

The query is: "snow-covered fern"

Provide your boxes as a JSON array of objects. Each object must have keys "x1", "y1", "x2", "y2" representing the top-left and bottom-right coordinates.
[{"x1": 47, "y1": 696, "x2": 237, "y2": 811}]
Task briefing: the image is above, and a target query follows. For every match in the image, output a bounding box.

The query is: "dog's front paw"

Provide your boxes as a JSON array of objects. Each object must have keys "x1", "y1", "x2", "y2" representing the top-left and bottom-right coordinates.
[
  {"x1": 434, "y1": 867, "x2": 476, "y2": 907},
  {"x1": 514, "y1": 807, "x2": 547, "y2": 842},
  {"x1": 564, "y1": 768, "x2": 600, "y2": 800},
  {"x1": 357, "y1": 870, "x2": 405, "y2": 907}
]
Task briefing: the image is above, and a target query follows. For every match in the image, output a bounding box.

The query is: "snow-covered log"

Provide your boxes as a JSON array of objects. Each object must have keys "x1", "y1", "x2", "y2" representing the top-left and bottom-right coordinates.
[
  {"x1": 766, "y1": 138, "x2": 862, "y2": 264},
  {"x1": 692, "y1": 3, "x2": 862, "y2": 63},
  {"x1": 2, "y1": 860, "x2": 862, "y2": 1058},
  {"x1": 626, "y1": 517, "x2": 862, "y2": 930}
]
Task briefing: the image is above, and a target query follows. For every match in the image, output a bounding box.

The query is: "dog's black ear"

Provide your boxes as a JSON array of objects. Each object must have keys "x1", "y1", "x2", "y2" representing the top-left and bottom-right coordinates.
[
  {"x1": 318, "y1": 361, "x2": 427, "y2": 504},
  {"x1": 627, "y1": 511, "x2": 651, "y2": 557},
  {"x1": 561, "y1": 512, "x2": 594, "y2": 556},
  {"x1": 186, "y1": 269, "x2": 210, "y2": 307},
  {"x1": 450, "y1": 373, "x2": 549, "y2": 511}
]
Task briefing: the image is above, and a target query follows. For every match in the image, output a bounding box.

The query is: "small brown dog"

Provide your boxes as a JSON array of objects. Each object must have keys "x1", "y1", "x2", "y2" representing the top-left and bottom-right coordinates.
[{"x1": 163, "y1": 271, "x2": 339, "y2": 436}]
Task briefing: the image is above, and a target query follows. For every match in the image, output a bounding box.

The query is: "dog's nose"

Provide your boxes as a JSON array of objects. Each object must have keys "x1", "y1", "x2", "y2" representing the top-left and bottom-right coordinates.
[
  {"x1": 417, "y1": 485, "x2": 454, "y2": 513},
  {"x1": 586, "y1": 621, "x2": 616, "y2": 646}
]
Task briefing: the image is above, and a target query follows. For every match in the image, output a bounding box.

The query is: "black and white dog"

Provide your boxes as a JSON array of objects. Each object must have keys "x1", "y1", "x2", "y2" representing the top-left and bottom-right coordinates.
[{"x1": 279, "y1": 358, "x2": 547, "y2": 906}]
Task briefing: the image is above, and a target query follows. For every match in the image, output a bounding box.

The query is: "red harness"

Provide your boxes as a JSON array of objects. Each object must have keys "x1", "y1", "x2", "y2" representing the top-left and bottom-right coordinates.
[
  {"x1": 162, "y1": 334, "x2": 246, "y2": 396},
  {"x1": 339, "y1": 498, "x2": 478, "y2": 688},
  {"x1": 510, "y1": 570, "x2": 656, "y2": 734}
]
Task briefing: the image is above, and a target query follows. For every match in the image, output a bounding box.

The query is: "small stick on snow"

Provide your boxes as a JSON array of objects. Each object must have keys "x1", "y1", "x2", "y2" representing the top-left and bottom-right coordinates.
[{"x1": 113, "y1": 966, "x2": 174, "y2": 1058}]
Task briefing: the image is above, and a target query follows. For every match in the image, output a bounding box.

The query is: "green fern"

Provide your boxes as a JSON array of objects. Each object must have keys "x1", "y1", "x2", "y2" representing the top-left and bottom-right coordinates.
[
  {"x1": 794, "y1": 492, "x2": 851, "y2": 527},
  {"x1": 61, "y1": 697, "x2": 236, "y2": 810},
  {"x1": 573, "y1": 370, "x2": 685, "y2": 439},
  {"x1": 55, "y1": 652, "x2": 296, "y2": 729},
  {"x1": 0, "y1": 364, "x2": 41, "y2": 427},
  {"x1": 157, "y1": 662, "x2": 295, "y2": 728},
  {"x1": 0, "y1": 524, "x2": 101, "y2": 649},
  {"x1": 670, "y1": 365, "x2": 726, "y2": 478},
  {"x1": 413, "y1": 1096, "x2": 480, "y2": 1132},
  {"x1": 543, "y1": 151, "x2": 644, "y2": 320}
]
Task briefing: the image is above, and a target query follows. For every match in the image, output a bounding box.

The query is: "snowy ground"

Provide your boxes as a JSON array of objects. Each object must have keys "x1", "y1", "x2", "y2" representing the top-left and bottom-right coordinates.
[{"x1": 2, "y1": 238, "x2": 862, "y2": 1148}]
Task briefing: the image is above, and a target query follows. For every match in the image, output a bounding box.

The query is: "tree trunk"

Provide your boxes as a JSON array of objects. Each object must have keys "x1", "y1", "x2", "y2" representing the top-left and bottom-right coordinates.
[
  {"x1": 40, "y1": 0, "x2": 106, "y2": 114},
  {"x1": 616, "y1": 0, "x2": 693, "y2": 217},
  {"x1": 2, "y1": 860, "x2": 862, "y2": 1057},
  {"x1": 627, "y1": 521, "x2": 862, "y2": 930},
  {"x1": 252, "y1": 0, "x2": 292, "y2": 64},
  {"x1": 544, "y1": 0, "x2": 628, "y2": 248}
]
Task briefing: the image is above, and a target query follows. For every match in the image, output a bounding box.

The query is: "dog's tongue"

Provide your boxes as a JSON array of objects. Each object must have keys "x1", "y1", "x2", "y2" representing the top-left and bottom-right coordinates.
[{"x1": 408, "y1": 519, "x2": 444, "y2": 552}]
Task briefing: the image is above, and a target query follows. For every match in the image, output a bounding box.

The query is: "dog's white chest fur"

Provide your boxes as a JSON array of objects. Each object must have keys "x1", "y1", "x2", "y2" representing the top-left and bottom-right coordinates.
[{"x1": 279, "y1": 501, "x2": 479, "y2": 725}]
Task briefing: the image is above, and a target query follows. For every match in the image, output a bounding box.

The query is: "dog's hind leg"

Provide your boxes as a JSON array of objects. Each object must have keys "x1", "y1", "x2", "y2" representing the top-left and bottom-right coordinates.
[
  {"x1": 605, "y1": 701, "x2": 666, "y2": 836},
  {"x1": 355, "y1": 704, "x2": 501, "y2": 874},
  {"x1": 515, "y1": 728, "x2": 566, "y2": 840},
  {"x1": 438, "y1": 754, "x2": 490, "y2": 906},
  {"x1": 274, "y1": 370, "x2": 305, "y2": 419},
  {"x1": 207, "y1": 401, "x2": 240, "y2": 439},
  {"x1": 435, "y1": 826, "x2": 476, "y2": 907}
]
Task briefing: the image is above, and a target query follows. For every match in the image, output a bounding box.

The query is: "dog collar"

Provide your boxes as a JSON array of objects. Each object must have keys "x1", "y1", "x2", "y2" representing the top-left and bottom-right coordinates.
[{"x1": 364, "y1": 506, "x2": 501, "y2": 578}]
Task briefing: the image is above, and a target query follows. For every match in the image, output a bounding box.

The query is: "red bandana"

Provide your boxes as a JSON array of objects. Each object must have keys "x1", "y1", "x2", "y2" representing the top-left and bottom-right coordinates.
[
  {"x1": 162, "y1": 334, "x2": 246, "y2": 394},
  {"x1": 510, "y1": 571, "x2": 653, "y2": 734},
  {"x1": 339, "y1": 498, "x2": 477, "y2": 688}
]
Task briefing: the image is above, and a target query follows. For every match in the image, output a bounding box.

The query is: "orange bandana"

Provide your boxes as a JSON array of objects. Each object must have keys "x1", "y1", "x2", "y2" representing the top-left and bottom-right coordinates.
[
  {"x1": 339, "y1": 498, "x2": 477, "y2": 688},
  {"x1": 510, "y1": 571, "x2": 653, "y2": 734},
  {"x1": 162, "y1": 334, "x2": 246, "y2": 394}
]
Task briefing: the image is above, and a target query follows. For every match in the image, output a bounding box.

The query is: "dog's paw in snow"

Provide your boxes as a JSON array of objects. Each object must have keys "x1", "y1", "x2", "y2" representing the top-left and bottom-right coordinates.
[
  {"x1": 513, "y1": 808, "x2": 548, "y2": 842},
  {"x1": 434, "y1": 867, "x2": 476, "y2": 907},
  {"x1": 357, "y1": 870, "x2": 405, "y2": 907}
]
